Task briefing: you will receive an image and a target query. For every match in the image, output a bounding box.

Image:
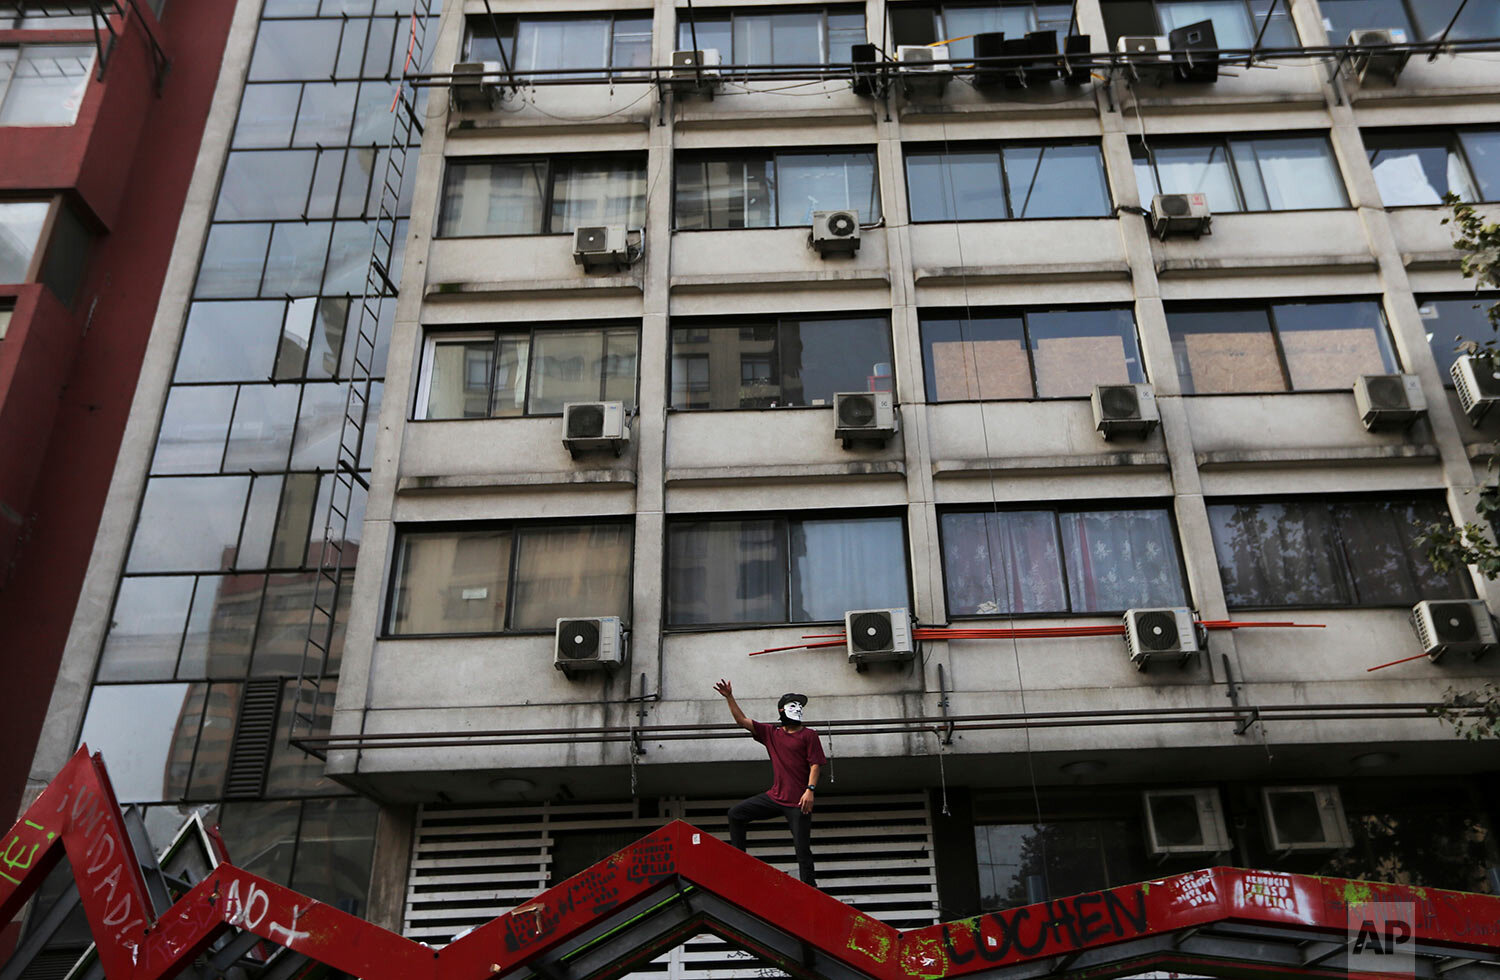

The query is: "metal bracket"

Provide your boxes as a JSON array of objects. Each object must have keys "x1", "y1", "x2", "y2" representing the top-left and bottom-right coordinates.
[{"x1": 936, "y1": 662, "x2": 954, "y2": 746}]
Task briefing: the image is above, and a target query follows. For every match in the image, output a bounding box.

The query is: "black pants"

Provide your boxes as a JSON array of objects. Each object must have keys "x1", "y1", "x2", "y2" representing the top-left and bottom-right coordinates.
[{"x1": 727, "y1": 792, "x2": 816, "y2": 886}]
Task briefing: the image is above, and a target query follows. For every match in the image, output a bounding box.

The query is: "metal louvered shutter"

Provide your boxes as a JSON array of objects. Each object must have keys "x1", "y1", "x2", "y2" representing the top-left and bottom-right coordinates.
[{"x1": 223, "y1": 679, "x2": 282, "y2": 799}]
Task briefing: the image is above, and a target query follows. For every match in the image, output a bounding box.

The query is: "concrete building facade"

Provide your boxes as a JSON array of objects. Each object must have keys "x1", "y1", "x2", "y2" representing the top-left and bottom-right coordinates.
[{"x1": 22, "y1": 0, "x2": 1500, "y2": 973}]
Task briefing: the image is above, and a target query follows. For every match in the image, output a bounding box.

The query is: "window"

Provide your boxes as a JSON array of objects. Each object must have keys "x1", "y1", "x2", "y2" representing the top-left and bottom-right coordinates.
[
  {"x1": 0, "y1": 1, "x2": 100, "y2": 29},
  {"x1": 1317, "y1": 0, "x2": 1500, "y2": 42},
  {"x1": 905, "y1": 142, "x2": 1111, "y2": 221},
  {"x1": 1166, "y1": 298, "x2": 1397, "y2": 394},
  {"x1": 0, "y1": 305, "x2": 11, "y2": 341},
  {"x1": 675, "y1": 149, "x2": 880, "y2": 229},
  {"x1": 464, "y1": 13, "x2": 653, "y2": 80},
  {"x1": 921, "y1": 307, "x2": 1144, "y2": 400},
  {"x1": 676, "y1": 6, "x2": 865, "y2": 68},
  {"x1": 0, "y1": 44, "x2": 94, "y2": 125},
  {"x1": 0, "y1": 200, "x2": 48, "y2": 284},
  {"x1": 387, "y1": 523, "x2": 634, "y2": 636},
  {"x1": 889, "y1": 2, "x2": 1073, "y2": 61},
  {"x1": 940, "y1": 505, "x2": 1186, "y2": 616},
  {"x1": 1366, "y1": 128, "x2": 1500, "y2": 206},
  {"x1": 670, "y1": 314, "x2": 892, "y2": 409},
  {"x1": 438, "y1": 155, "x2": 647, "y2": 237},
  {"x1": 1207, "y1": 497, "x2": 1469, "y2": 608},
  {"x1": 666, "y1": 513, "x2": 908, "y2": 626},
  {"x1": 1099, "y1": 0, "x2": 1296, "y2": 47},
  {"x1": 1419, "y1": 295, "x2": 1499, "y2": 385},
  {"x1": 416, "y1": 324, "x2": 640, "y2": 418},
  {"x1": 1132, "y1": 135, "x2": 1348, "y2": 213}
]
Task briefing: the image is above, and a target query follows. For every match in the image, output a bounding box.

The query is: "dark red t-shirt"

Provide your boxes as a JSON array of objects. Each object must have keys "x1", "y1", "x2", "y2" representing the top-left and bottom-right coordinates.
[{"x1": 750, "y1": 720, "x2": 828, "y2": 806}]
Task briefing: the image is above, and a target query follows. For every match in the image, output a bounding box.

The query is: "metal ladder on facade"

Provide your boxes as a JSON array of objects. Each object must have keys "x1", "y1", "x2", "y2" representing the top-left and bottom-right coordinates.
[{"x1": 290, "y1": 0, "x2": 437, "y2": 759}]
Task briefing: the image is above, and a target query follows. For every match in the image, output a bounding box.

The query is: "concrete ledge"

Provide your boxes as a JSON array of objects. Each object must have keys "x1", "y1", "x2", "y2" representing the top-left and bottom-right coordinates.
[
  {"x1": 447, "y1": 116, "x2": 650, "y2": 138},
  {"x1": 898, "y1": 97, "x2": 1098, "y2": 121},
  {"x1": 1403, "y1": 250, "x2": 1461, "y2": 270},
  {"x1": 669, "y1": 269, "x2": 889, "y2": 291},
  {"x1": 397, "y1": 469, "x2": 638, "y2": 493},
  {"x1": 425, "y1": 276, "x2": 642, "y2": 298},
  {"x1": 1195, "y1": 444, "x2": 1440, "y2": 469},
  {"x1": 1349, "y1": 85, "x2": 1500, "y2": 108},
  {"x1": 1131, "y1": 89, "x2": 1326, "y2": 112},
  {"x1": 932, "y1": 452, "x2": 1169, "y2": 476},
  {"x1": 664, "y1": 460, "x2": 905, "y2": 485},
  {"x1": 675, "y1": 106, "x2": 875, "y2": 129},
  {"x1": 1155, "y1": 254, "x2": 1378, "y2": 277},
  {"x1": 914, "y1": 262, "x2": 1131, "y2": 284},
  {"x1": 1465, "y1": 441, "x2": 1499, "y2": 462}
]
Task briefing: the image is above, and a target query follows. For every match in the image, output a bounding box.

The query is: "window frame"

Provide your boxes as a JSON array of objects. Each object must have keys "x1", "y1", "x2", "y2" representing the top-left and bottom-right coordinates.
[
  {"x1": 382, "y1": 518, "x2": 637, "y2": 639},
  {"x1": 413, "y1": 322, "x2": 642, "y2": 420},
  {"x1": 0, "y1": 42, "x2": 96, "y2": 125},
  {"x1": 1204, "y1": 494, "x2": 1474, "y2": 611},
  {"x1": 461, "y1": 11, "x2": 655, "y2": 80},
  {"x1": 672, "y1": 146, "x2": 882, "y2": 231},
  {"x1": 1317, "y1": 0, "x2": 1500, "y2": 43},
  {"x1": 919, "y1": 304, "x2": 1147, "y2": 402},
  {"x1": 903, "y1": 139, "x2": 1114, "y2": 223},
  {"x1": 667, "y1": 311, "x2": 896, "y2": 411},
  {"x1": 1098, "y1": 0, "x2": 1298, "y2": 47},
  {"x1": 1417, "y1": 292, "x2": 1500, "y2": 388},
  {"x1": 1131, "y1": 133, "x2": 1350, "y2": 214},
  {"x1": 436, "y1": 153, "x2": 649, "y2": 239},
  {"x1": 1164, "y1": 297, "x2": 1399, "y2": 396},
  {"x1": 662, "y1": 508, "x2": 913, "y2": 630},
  {"x1": 673, "y1": 4, "x2": 865, "y2": 67},
  {"x1": 936, "y1": 500, "x2": 1191, "y2": 619},
  {"x1": 889, "y1": 1, "x2": 1077, "y2": 50},
  {"x1": 1364, "y1": 127, "x2": 1498, "y2": 207}
]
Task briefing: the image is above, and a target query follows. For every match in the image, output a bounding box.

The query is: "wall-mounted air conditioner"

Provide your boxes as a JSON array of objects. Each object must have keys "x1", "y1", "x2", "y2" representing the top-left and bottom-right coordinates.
[
  {"x1": 1451, "y1": 354, "x2": 1500, "y2": 423},
  {"x1": 897, "y1": 44, "x2": 950, "y2": 94},
  {"x1": 1142, "y1": 788, "x2": 1231, "y2": 856},
  {"x1": 810, "y1": 210, "x2": 860, "y2": 255},
  {"x1": 554, "y1": 617, "x2": 626, "y2": 676},
  {"x1": 450, "y1": 61, "x2": 502, "y2": 111},
  {"x1": 1346, "y1": 28, "x2": 1409, "y2": 85},
  {"x1": 671, "y1": 49, "x2": 721, "y2": 92},
  {"x1": 573, "y1": 225, "x2": 631, "y2": 271},
  {"x1": 1092, "y1": 383, "x2": 1159, "y2": 439},
  {"x1": 1116, "y1": 35, "x2": 1171, "y2": 82},
  {"x1": 1261, "y1": 785, "x2": 1353, "y2": 853},
  {"x1": 844, "y1": 608, "x2": 915, "y2": 668},
  {"x1": 1411, "y1": 599, "x2": 1498, "y2": 661},
  {"x1": 1150, "y1": 193, "x2": 1211, "y2": 240},
  {"x1": 562, "y1": 401, "x2": 629, "y2": 457},
  {"x1": 1123, "y1": 607, "x2": 1199, "y2": 670},
  {"x1": 833, "y1": 391, "x2": 898, "y2": 447},
  {"x1": 1353, "y1": 373, "x2": 1425, "y2": 431}
]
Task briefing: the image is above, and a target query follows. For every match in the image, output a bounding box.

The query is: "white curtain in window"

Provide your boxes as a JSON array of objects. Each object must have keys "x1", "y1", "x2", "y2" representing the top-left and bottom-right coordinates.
[
  {"x1": 789, "y1": 517, "x2": 907, "y2": 621},
  {"x1": 1232, "y1": 138, "x2": 1345, "y2": 210},
  {"x1": 551, "y1": 159, "x2": 645, "y2": 233},
  {"x1": 515, "y1": 18, "x2": 610, "y2": 78}
]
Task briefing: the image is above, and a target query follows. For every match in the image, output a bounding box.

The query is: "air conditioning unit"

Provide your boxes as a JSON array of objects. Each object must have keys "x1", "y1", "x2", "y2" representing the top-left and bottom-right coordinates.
[
  {"x1": 1261, "y1": 785, "x2": 1353, "y2": 853},
  {"x1": 1150, "y1": 193, "x2": 1211, "y2": 240},
  {"x1": 844, "y1": 608, "x2": 915, "y2": 668},
  {"x1": 1116, "y1": 35, "x2": 1171, "y2": 82},
  {"x1": 671, "y1": 48, "x2": 721, "y2": 92},
  {"x1": 1168, "y1": 18, "x2": 1218, "y2": 83},
  {"x1": 1142, "y1": 789, "x2": 1231, "y2": 857},
  {"x1": 1353, "y1": 373, "x2": 1426, "y2": 431},
  {"x1": 573, "y1": 225, "x2": 630, "y2": 271},
  {"x1": 810, "y1": 210, "x2": 860, "y2": 255},
  {"x1": 562, "y1": 401, "x2": 630, "y2": 457},
  {"x1": 554, "y1": 616, "x2": 626, "y2": 676},
  {"x1": 450, "y1": 61, "x2": 502, "y2": 111},
  {"x1": 1411, "y1": 599, "x2": 1498, "y2": 661},
  {"x1": 1346, "y1": 28, "x2": 1410, "y2": 85},
  {"x1": 897, "y1": 44, "x2": 950, "y2": 94},
  {"x1": 833, "y1": 391, "x2": 898, "y2": 447},
  {"x1": 1451, "y1": 353, "x2": 1500, "y2": 423},
  {"x1": 1091, "y1": 383, "x2": 1159, "y2": 439},
  {"x1": 1123, "y1": 607, "x2": 1199, "y2": 670}
]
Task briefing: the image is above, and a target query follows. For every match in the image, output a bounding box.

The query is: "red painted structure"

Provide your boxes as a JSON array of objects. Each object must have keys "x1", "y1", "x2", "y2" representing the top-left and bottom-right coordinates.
[
  {"x1": 4, "y1": 748, "x2": 1500, "y2": 980},
  {"x1": 0, "y1": 0, "x2": 238, "y2": 828}
]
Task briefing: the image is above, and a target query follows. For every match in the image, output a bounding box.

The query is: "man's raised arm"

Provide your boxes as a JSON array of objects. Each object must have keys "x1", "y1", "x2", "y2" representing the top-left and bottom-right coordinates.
[{"x1": 714, "y1": 679, "x2": 754, "y2": 732}]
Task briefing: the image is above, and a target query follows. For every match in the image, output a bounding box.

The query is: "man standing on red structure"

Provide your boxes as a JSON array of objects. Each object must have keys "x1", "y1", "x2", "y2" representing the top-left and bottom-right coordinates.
[{"x1": 714, "y1": 679, "x2": 827, "y2": 887}]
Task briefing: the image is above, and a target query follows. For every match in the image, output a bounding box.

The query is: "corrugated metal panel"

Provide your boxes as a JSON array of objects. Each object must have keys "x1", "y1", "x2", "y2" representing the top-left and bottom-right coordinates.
[{"x1": 222, "y1": 679, "x2": 282, "y2": 799}]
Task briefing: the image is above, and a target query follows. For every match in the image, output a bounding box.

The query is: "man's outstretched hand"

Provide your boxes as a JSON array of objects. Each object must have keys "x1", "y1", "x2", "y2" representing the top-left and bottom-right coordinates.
[{"x1": 714, "y1": 679, "x2": 733, "y2": 698}]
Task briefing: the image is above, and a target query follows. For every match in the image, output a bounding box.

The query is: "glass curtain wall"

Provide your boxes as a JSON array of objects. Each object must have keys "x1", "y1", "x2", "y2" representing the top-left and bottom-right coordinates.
[{"x1": 70, "y1": 0, "x2": 439, "y2": 917}]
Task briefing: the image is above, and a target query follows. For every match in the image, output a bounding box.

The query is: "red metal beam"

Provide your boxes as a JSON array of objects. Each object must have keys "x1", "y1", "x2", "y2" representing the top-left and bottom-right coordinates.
[{"x1": 4, "y1": 749, "x2": 1499, "y2": 980}]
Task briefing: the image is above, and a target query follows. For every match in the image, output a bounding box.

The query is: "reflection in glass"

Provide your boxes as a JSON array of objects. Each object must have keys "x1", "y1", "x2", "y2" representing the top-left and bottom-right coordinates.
[
  {"x1": 510, "y1": 524, "x2": 632, "y2": 629},
  {"x1": 293, "y1": 82, "x2": 356, "y2": 146},
  {"x1": 426, "y1": 338, "x2": 495, "y2": 418},
  {"x1": 195, "y1": 224, "x2": 271, "y2": 298},
  {"x1": 389, "y1": 530, "x2": 511, "y2": 634},
  {"x1": 179, "y1": 575, "x2": 265, "y2": 678},
  {"x1": 1368, "y1": 132, "x2": 1479, "y2": 206},
  {"x1": 439, "y1": 159, "x2": 548, "y2": 236},
  {"x1": 248, "y1": 20, "x2": 343, "y2": 80},
  {"x1": 218, "y1": 800, "x2": 300, "y2": 881},
  {"x1": 224, "y1": 384, "x2": 300, "y2": 471},
  {"x1": 270, "y1": 472, "x2": 320, "y2": 568},
  {"x1": 776, "y1": 152, "x2": 880, "y2": 226},
  {"x1": 234, "y1": 83, "x2": 301, "y2": 147},
  {"x1": 670, "y1": 316, "x2": 892, "y2": 409},
  {"x1": 290, "y1": 383, "x2": 350, "y2": 469},
  {"x1": 976, "y1": 820, "x2": 1143, "y2": 911},
  {"x1": 78, "y1": 684, "x2": 208, "y2": 802},
  {"x1": 186, "y1": 682, "x2": 242, "y2": 800},
  {"x1": 251, "y1": 572, "x2": 318, "y2": 675},
  {"x1": 529, "y1": 329, "x2": 639, "y2": 414},
  {"x1": 265, "y1": 678, "x2": 345, "y2": 796},
  {"x1": 98, "y1": 577, "x2": 196, "y2": 682},
  {"x1": 674, "y1": 157, "x2": 776, "y2": 230},
  {"x1": 1004, "y1": 144, "x2": 1111, "y2": 219},
  {"x1": 263, "y1": 222, "x2": 332, "y2": 296},
  {"x1": 1419, "y1": 295, "x2": 1499, "y2": 384},
  {"x1": 152, "y1": 386, "x2": 237, "y2": 474},
  {"x1": 667, "y1": 519, "x2": 786, "y2": 626},
  {"x1": 236, "y1": 475, "x2": 284, "y2": 569},
  {"x1": 216, "y1": 150, "x2": 318, "y2": 221},
  {"x1": 906, "y1": 150, "x2": 1006, "y2": 223},
  {"x1": 128, "y1": 477, "x2": 252, "y2": 573},
  {"x1": 289, "y1": 798, "x2": 380, "y2": 911}
]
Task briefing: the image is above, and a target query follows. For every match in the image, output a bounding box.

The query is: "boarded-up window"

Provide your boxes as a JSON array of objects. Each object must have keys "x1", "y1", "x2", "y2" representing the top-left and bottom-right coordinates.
[{"x1": 921, "y1": 308, "x2": 1143, "y2": 401}]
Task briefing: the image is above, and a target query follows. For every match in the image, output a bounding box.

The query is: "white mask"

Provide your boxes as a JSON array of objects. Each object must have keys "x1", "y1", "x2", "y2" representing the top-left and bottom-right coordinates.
[{"x1": 782, "y1": 702, "x2": 804, "y2": 723}]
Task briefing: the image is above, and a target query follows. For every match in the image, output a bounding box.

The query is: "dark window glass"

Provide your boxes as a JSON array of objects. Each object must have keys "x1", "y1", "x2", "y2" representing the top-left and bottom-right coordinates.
[
  {"x1": 178, "y1": 574, "x2": 265, "y2": 678},
  {"x1": 387, "y1": 523, "x2": 633, "y2": 636},
  {"x1": 97, "y1": 577, "x2": 196, "y2": 682},
  {"x1": 465, "y1": 13, "x2": 654, "y2": 78},
  {"x1": 921, "y1": 307, "x2": 1144, "y2": 400},
  {"x1": 676, "y1": 150, "x2": 880, "y2": 229},
  {"x1": 1100, "y1": 0, "x2": 1295, "y2": 46},
  {"x1": 224, "y1": 384, "x2": 300, "y2": 471},
  {"x1": 1132, "y1": 135, "x2": 1347, "y2": 213},
  {"x1": 1459, "y1": 130, "x2": 1500, "y2": 202},
  {"x1": 666, "y1": 514, "x2": 908, "y2": 626},
  {"x1": 39, "y1": 202, "x2": 91, "y2": 306},
  {"x1": 1166, "y1": 299, "x2": 1397, "y2": 394},
  {"x1": 288, "y1": 798, "x2": 380, "y2": 911},
  {"x1": 1418, "y1": 295, "x2": 1499, "y2": 385},
  {"x1": 905, "y1": 143, "x2": 1110, "y2": 221},
  {"x1": 669, "y1": 314, "x2": 893, "y2": 409},
  {"x1": 676, "y1": 6, "x2": 866, "y2": 66},
  {"x1": 1206, "y1": 498, "x2": 1469, "y2": 608},
  {"x1": 892, "y1": 3, "x2": 1074, "y2": 60},
  {"x1": 976, "y1": 819, "x2": 1147, "y2": 910},
  {"x1": 417, "y1": 325, "x2": 639, "y2": 418},
  {"x1": 1320, "y1": 0, "x2": 1500, "y2": 42},
  {"x1": 1366, "y1": 130, "x2": 1479, "y2": 206},
  {"x1": 438, "y1": 156, "x2": 646, "y2": 236},
  {"x1": 940, "y1": 506, "x2": 1185, "y2": 616}
]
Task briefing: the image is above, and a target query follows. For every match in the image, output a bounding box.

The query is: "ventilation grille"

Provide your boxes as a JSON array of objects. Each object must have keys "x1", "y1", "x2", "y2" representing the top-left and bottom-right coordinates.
[
  {"x1": 556, "y1": 620, "x2": 601, "y2": 660},
  {"x1": 403, "y1": 793, "x2": 939, "y2": 977},
  {"x1": 1160, "y1": 194, "x2": 1191, "y2": 217},
  {"x1": 567, "y1": 404, "x2": 605, "y2": 438},
  {"x1": 1134, "y1": 610, "x2": 1182, "y2": 651},
  {"x1": 849, "y1": 612, "x2": 893, "y2": 652},
  {"x1": 223, "y1": 678, "x2": 282, "y2": 799},
  {"x1": 575, "y1": 227, "x2": 609, "y2": 252},
  {"x1": 1431, "y1": 602, "x2": 1478, "y2": 643},
  {"x1": 1365, "y1": 376, "x2": 1408, "y2": 410},
  {"x1": 1098, "y1": 385, "x2": 1140, "y2": 419},
  {"x1": 825, "y1": 211, "x2": 857, "y2": 237},
  {"x1": 838, "y1": 395, "x2": 876, "y2": 427}
]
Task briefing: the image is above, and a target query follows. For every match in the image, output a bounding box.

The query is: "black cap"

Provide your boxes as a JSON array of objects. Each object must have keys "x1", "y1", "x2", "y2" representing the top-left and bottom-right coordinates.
[{"x1": 778, "y1": 692, "x2": 809, "y2": 710}]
